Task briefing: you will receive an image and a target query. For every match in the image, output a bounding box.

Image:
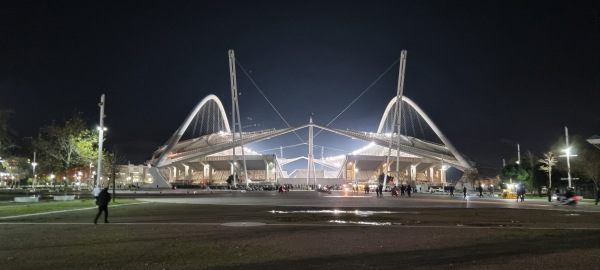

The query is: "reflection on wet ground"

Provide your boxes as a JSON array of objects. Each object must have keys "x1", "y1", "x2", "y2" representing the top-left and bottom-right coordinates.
[
  {"x1": 269, "y1": 209, "x2": 420, "y2": 216},
  {"x1": 328, "y1": 220, "x2": 392, "y2": 226}
]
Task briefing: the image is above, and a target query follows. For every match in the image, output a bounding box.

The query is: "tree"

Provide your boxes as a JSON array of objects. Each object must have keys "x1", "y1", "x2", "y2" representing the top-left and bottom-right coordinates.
[
  {"x1": 501, "y1": 163, "x2": 529, "y2": 187},
  {"x1": 573, "y1": 145, "x2": 600, "y2": 203},
  {"x1": 0, "y1": 109, "x2": 18, "y2": 155},
  {"x1": 32, "y1": 113, "x2": 99, "y2": 187},
  {"x1": 461, "y1": 167, "x2": 480, "y2": 188},
  {"x1": 378, "y1": 173, "x2": 393, "y2": 185},
  {"x1": 227, "y1": 174, "x2": 235, "y2": 186},
  {"x1": 539, "y1": 152, "x2": 557, "y2": 189},
  {"x1": 107, "y1": 146, "x2": 127, "y2": 202},
  {"x1": 521, "y1": 151, "x2": 546, "y2": 195}
]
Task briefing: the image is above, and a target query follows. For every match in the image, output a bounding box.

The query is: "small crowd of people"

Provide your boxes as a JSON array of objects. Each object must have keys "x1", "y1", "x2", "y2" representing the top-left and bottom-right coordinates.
[{"x1": 383, "y1": 184, "x2": 422, "y2": 197}]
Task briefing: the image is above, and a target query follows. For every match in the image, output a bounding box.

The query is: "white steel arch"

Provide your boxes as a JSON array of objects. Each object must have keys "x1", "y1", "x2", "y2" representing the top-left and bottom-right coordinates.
[
  {"x1": 154, "y1": 94, "x2": 230, "y2": 167},
  {"x1": 377, "y1": 96, "x2": 471, "y2": 169}
]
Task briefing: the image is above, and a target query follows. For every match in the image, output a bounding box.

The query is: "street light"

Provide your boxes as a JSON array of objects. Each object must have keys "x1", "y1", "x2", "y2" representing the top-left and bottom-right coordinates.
[
  {"x1": 89, "y1": 162, "x2": 94, "y2": 187},
  {"x1": 560, "y1": 127, "x2": 578, "y2": 188},
  {"x1": 31, "y1": 152, "x2": 38, "y2": 190},
  {"x1": 96, "y1": 94, "x2": 106, "y2": 189}
]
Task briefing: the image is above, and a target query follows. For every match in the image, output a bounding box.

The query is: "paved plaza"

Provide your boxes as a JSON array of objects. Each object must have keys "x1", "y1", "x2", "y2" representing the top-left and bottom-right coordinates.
[{"x1": 1, "y1": 190, "x2": 600, "y2": 269}]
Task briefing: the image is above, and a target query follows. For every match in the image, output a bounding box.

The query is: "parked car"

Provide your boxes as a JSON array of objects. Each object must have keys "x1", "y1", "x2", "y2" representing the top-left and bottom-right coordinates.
[{"x1": 430, "y1": 187, "x2": 444, "y2": 193}]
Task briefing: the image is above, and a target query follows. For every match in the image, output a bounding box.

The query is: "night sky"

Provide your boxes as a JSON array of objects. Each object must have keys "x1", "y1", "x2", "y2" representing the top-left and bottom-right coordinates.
[{"x1": 1, "y1": 1, "x2": 599, "y2": 177}]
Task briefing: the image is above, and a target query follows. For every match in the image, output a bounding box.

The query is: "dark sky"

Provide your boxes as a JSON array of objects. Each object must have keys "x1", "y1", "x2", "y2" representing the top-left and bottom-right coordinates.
[{"x1": 1, "y1": 0, "x2": 599, "y2": 177}]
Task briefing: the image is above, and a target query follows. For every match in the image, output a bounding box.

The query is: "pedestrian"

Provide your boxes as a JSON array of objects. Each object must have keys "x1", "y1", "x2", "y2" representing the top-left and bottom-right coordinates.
[
  {"x1": 94, "y1": 187, "x2": 111, "y2": 224},
  {"x1": 378, "y1": 184, "x2": 383, "y2": 197},
  {"x1": 516, "y1": 186, "x2": 525, "y2": 202},
  {"x1": 406, "y1": 184, "x2": 412, "y2": 197},
  {"x1": 400, "y1": 185, "x2": 405, "y2": 196},
  {"x1": 463, "y1": 186, "x2": 467, "y2": 199},
  {"x1": 478, "y1": 185, "x2": 483, "y2": 197},
  {"x1": 91, "y1": 186, "x2": 101, "y2": 205},
  {"x1": 449, "y1": 186, "x2": 454, "y2": 197},
  {"x1": 546, "y1": 187, "x2": 552, "y2": 202},
  {"x1": 595, "y1": 187, "x2": 599, "y2": 205}
]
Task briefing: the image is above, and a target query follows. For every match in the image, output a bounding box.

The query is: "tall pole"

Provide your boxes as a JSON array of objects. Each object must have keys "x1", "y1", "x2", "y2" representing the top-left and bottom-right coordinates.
[
  {"x1": 32, "y1": 151, "x2": 37, "y2": 190},
  {"x1": 565, "y1": 126, "x2": 572, "y2": 188},
  {"x1": 517, "y1": 144, "x2": 521, "y2": 164},
  {"x1": 384, "y1": 50, "x2": 407, "y2": 187},
  {"x1": 96, "y1": 94, "x2": 105, "y2": 188},
  {"x1": 228, "y1": 50, "x2": 249, "y2": 188},
  {"x1": 307, "y1": 116, "x2": 313, "y2": 189}
]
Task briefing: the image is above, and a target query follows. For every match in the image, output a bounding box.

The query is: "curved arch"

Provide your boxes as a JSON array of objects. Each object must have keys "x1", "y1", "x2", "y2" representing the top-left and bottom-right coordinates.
[
  {"x1": 377, "y1": 96, "x2": 472, "y2": 169},
  {"x1": 154, "y1": 94, "x2": 230, "y2": 167}
]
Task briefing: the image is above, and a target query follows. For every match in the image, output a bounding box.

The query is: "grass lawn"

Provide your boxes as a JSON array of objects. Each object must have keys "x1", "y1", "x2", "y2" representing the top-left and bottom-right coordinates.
[{"x1": 0, "y1": 199, "x2": 140, "y2": 217}]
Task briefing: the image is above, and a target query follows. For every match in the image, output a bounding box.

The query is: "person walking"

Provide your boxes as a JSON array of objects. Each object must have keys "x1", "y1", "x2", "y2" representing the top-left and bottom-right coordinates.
[
  {"x1": 94, "y1": 187, "x2": 111, "y2": 224},
  {"x1": 516, "y1": 186, "x2": 525, "y2": 202},
  {"x1": 91, "y1": 186, "x2": 101, "y2": 205},
  {"x1": 463, "y1": 186, "x2": 467, "y2": 199},
  {"x1": 378, "y1": 184, "x2": 384, "y2": 197},
  {"x1": 406, "y1": 184, "x2": 412, "y2": 197},
  {"x1": 546, "y1": 187, "x2": 552, "y2": 202},
  {"x1": 478, "y1": 185, "x2": 483, "y2": 197},
  {"x1": 596, "y1": 187, "x2": 599, "y2": 205},
  {"x1": 449, "y1": 186, "x2": 454, "y2": 197}
]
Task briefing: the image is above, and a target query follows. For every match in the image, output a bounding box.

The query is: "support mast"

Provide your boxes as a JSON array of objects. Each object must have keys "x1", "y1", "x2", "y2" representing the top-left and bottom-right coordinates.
[
  {"x1": 228, "y1": 50, "x2": 249, "y2": 187},
  {"x1": 384, "y1": 50, "x2": 407, "y2": 186},
  {"x1": 307, "y1": 116, "x2": 316, "y2": 188}
]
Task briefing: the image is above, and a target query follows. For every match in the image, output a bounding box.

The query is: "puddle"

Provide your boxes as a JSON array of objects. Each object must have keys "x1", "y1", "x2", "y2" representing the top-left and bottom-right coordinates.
[
  {"x1": 328, "y1": 220, "x2": 392, "y2": 226},
  {"x1": 221, "y1": 222, "x2": 266, "y2": 227},
  {"x1": 269, "y1": 210, "x2": 419, "y2": 217}
]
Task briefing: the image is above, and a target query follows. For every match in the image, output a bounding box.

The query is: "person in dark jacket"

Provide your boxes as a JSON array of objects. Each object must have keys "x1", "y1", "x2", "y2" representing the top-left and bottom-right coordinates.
[{"x1": 94, "y1": 188, "x2": 111, "y2": 224}]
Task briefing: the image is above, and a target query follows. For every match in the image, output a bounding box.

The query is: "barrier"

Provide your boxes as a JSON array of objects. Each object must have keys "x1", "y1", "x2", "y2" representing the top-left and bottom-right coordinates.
[
  {"x1": 14, "y1": 196, "x2": 39, "y2": 203},
  {"x1": 54, "y1": 195, "x2": 76, "y2": 201}
]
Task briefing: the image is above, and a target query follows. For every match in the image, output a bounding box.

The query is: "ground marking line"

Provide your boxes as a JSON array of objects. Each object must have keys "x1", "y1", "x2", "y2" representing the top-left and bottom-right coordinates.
[{"x1": 0, "y1": 202, "x2": 150, "y2": 220}]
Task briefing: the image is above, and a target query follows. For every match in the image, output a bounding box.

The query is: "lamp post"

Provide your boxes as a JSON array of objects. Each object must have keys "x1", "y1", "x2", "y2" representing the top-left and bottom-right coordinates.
[
  {"x1": 560, "y1": 127, "x2": 578, "y2": 188},
  {"x1": 89, "y1": 162, "x2": 94, "y2": 187},
  {"x1": 31, "y1": 152, "x2": 38, "y2": 190},
  {"x1": 96, "y1": 94, "x2": 106, "y2": 188}
]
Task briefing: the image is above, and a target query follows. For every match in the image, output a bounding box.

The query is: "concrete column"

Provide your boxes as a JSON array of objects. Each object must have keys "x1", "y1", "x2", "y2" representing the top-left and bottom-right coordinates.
[
  {"x1": 202, "y1": 163, "x2": 210, "y2": 179},
  {"x1": 183, "y1": 164, "x2": 190, "y2": 179},
  {"x1": 429, "y1": 167, "x2": 434, "y2": 183},
  {"x1": 263, "y1": 159, "x2": 269, "y2": 181}
]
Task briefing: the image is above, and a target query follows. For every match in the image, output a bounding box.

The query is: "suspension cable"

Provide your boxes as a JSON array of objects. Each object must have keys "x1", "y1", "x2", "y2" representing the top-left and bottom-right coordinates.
[
  {"x1": 314, "y1": 58, "x2": 401, "y2": 138},
  {"x1": 235, "y1": 59, "x2": 306, "y2": 144}
]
